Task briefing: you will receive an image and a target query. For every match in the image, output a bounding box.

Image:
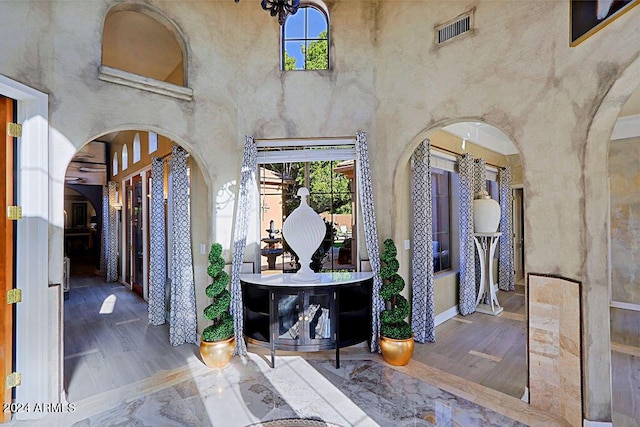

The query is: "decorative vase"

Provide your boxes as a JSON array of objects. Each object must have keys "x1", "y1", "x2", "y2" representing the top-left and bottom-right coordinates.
[
  {"x1": 200, "y1": 336, "x2": 235, "y2": 368},
  {"x1": 380, "y1": 334, "x2": 415, "y2": 366},
  {"x1": 473, "y1": 190, "x2": 501, "y2": 233},
  {"x1": 282, "y1": 187, "x2": 325, "y2": 282}
]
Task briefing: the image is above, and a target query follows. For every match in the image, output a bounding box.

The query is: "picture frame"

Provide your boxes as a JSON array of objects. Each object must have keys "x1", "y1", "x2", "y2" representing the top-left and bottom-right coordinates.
[
  {"x1": 72, "y1": 203, "x2": 87, "y2": 228},
  {"x1": 571, "y1": 0, "x2": 639, "y2": 46}
]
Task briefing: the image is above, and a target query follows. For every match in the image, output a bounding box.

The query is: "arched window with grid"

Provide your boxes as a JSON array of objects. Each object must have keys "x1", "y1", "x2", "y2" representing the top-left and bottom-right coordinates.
[{"x1": 282, "y1": 4, "x2": 329, "y2": 70}]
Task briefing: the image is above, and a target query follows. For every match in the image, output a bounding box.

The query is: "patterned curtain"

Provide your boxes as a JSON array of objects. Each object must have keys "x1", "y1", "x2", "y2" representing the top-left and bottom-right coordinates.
[
  {"x1": 106, "y1": 181, "x2": 118, "y2": 282},
  {"x1": 355, "y1": 131, "x2": 383, "y2": 353},
  {"x1": 149, "y1": 157, "x2": 167, "y2": 325},
  {"x1": 100, "y1": 184, "x2": 108, "y2": 277},
  {"x1": 473, "y1": 159, "x2": 487, "y2": 298},
  {"x1": 411, "y1": 139, "x2": 435, "y2": 343},
  {"x1": 169, "y1": 146, "x2": 197, "y2": 346},
  {"x1": 458, "y1": 154, "x2": 476, "y2": 315},
  {"x1": 230, "y1": 136, "x2": 258, "y2": 356},
  {"x1": 499, "y1": 167, "x2": 515, "y2": 291}
]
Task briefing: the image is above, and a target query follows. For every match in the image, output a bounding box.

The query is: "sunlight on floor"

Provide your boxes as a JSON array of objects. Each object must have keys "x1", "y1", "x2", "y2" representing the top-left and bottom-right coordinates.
[
  {"x1": 250, "y1": 354, "x2": 377, "y2": 426},
  {"x1": 99, "y1": 294, "x2": 117, "y2": 314}
]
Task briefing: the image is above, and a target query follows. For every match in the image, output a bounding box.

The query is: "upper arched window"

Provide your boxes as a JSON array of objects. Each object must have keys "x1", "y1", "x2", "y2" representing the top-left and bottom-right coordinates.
[
  {"x1": 113, "y1": 152, "x2": 119, "y2": 176},
  {"x1": 282, "y1": 4, "x2": 329, "y2": 70},
  {"x1": 102, "y1": 6, "x2": 186, "y2": 86},
  {"x1": 122, "y1": 144, "x2": 129, "y2": 170},
  {"x1": 133, "y1": 133, "x2": 141, "y2": 163},
  {"x1": 149, "y1": 131, "x2": 158, "y2": 154}
]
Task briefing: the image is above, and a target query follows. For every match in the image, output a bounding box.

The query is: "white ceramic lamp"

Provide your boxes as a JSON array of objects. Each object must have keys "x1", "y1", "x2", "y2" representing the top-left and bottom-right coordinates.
[
  {"x1": 473, "y1": 190, "x2": 501, "y2": 233},
  {"x1": 282, "y1": 187, "x2": 325, "y2": 282}
]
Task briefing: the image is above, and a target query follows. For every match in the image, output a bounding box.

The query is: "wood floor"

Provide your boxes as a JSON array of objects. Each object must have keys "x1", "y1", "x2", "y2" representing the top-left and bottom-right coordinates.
[
  {"x1": 412, "y1": 285, "x2": 527, "y2": 400},
  {"x1": 63, "y1": 275, "x2": 197, "y2": 402},
  {"x1": 610, "y1": 307, "x2": 640, "y2": 425}
]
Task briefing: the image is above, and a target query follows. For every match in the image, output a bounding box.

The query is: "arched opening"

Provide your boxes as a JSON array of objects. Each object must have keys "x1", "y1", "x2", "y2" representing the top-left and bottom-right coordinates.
[
  {"x1": 399, "y1": 120, "x2": 527, "y2": 400},
  {"x1": 582, "y1": 55, "x2": 639, "y2": 422},
  {"x1": 62, "y1": 129, "x2": 209, "y2": 402},
  {"x1": 607, "y1": 84, "x2": 639, "y2": 424},
  {"x1": 102, "y1": 5, "x2": 187, "y2": 86}
]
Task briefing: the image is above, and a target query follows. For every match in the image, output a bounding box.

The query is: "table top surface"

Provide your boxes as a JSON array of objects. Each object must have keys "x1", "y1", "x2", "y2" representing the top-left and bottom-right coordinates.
[{"x1": 240, "y1": 272, "x2": 374, "y2": 287}]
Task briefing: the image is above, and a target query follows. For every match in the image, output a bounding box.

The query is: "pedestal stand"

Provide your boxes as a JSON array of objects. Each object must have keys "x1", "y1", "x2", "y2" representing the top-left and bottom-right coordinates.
[{"x1": 473, "y1": 232, "x2": 503, "y2": 315}]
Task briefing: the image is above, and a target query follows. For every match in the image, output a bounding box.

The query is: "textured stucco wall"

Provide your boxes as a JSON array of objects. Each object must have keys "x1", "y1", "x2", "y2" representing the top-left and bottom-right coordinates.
[
  {"x1": 0, "y1": 0, "x2": 638, "y2": 421},
  {"x1": 609, "y1": 137, "x2": 640, "y2": 305}
]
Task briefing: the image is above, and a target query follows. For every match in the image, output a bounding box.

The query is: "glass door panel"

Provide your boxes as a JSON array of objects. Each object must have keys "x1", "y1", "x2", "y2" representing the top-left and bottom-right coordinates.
[
  {"x1": 276, "y1": 292, "x2": 301, "y2": 342},
  {"x1": 307, "y1": 293, "x2": 331, "y2": 341}
]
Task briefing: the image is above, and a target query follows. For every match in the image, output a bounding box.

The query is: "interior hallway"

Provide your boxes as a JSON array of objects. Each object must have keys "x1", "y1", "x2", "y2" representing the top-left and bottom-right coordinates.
[{"x1": 6, "y1": 275, "x2": 569, "y2": 427}]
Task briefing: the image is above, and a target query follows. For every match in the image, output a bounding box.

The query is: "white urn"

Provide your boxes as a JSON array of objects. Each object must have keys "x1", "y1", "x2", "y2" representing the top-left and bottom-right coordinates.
[
  {"x1": 473, "y1": 190, "x2": 501, "y2": 233},
  {"x1": 282, "y1": 187, "x2": 325, "y2": 282}
]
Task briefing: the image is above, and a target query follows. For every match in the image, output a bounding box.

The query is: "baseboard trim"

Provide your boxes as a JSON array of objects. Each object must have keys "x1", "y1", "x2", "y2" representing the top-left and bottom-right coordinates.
[
  {"x1": 583, "y1": 420, "x2": 613, "y2": 426},
  {"x1": 435, "y1": 306, "x2": 459, "y2": 326},
  {"x1": 610, "y1": 301, "x2": 640, "y2": 312}
]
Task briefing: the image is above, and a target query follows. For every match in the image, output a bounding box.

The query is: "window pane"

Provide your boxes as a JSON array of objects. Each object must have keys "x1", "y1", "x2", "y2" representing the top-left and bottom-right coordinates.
[
  {"x1": 305, "y1": 40, "x2": 328, "y2": 70},
  {"x1": 284, "y1": 10, "x2": 304, "y2": 39},
  {"x1": 306, "y1": 7, "x2": 327, "y2": 39},
  {"x1": 284, "y1": 41, "x2": 305, "y2": 70},
  {"x1": 486, "y1": 180, "x2": 499, "y2": 201},
  {"x1": 432, "y1": 170, "x2": 451, "y2": 272}
]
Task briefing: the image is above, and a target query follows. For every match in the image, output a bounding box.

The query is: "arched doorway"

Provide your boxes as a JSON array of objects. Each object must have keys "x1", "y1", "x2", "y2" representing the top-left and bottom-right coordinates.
[
  {"x1": 607, "y1": 85, "x2": 640, "y2": 424},
  {"x1": 61, "y1": 129, "x2": 209, "y2": 402},
  {"x1": 397, "y1": 120, "x2": 527, "y2": 400}
]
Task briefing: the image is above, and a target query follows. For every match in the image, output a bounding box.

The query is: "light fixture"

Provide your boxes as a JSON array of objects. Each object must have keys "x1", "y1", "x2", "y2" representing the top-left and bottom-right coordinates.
[{"x1": 235, "y1": 0, "x2": 300, "y2": 25}]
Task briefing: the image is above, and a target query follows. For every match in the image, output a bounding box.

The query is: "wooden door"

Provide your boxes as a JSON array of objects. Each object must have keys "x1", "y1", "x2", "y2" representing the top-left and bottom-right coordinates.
[{"x1": 0, "y1": 96, "x2": 16, "y2": 423}]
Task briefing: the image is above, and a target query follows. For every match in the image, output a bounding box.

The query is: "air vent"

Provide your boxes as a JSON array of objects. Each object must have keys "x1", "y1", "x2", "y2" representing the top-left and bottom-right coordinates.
[{"x1": 435, "y1": 10, "x2": 474, "y2": 46}]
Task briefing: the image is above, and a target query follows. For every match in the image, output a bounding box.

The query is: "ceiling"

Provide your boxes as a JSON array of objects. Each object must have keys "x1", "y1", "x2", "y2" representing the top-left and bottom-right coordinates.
[{"x1": 66, "y1": 141, "x2": 107, "y2": 186}]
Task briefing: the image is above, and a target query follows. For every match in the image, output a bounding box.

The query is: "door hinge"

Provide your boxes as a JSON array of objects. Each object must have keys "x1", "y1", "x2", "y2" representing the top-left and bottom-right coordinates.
[
  {"x1": 6, "y1": 372, "x2": 21, "y2": 389},
  {"x1": 7, "y1": 122, "x2": 22, "y2": 138},
  {"x1": 7, "y1": 206, "x2": 22, "y2": 220},
  {"x1": 7, "y1": 289, "x2": 22, "y2": 304}
]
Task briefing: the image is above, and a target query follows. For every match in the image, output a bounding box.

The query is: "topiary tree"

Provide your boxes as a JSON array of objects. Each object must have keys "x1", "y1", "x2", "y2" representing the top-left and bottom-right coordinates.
[
  {"x1": 202, "y1": 243, "x2": 234, "y2": 342},
  {"x1": 379, "y1": 239, "x2": 413, "y2": 340}
]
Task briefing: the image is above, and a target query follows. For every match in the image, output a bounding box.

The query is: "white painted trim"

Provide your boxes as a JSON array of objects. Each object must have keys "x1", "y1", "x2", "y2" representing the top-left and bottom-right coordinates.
[
  {"x1": 435, "y1": 305, "x2": 459, "y2": 326},
  {"x1": 608, "y1": 177, "x2": 612, "y2": 305},
  {"x1": 583, "y1": 420, "x2": 613, "y2": 427},
  {"x1": 520, "y1": 386, "x2": 529, "y2": 403},
  {"x1": 611, "y1": 114, "x2": 640, "y2": 140},
  {"x1": 98, "y1": 66, "x2": 194, "y2": 101},
  {"x1": 0, "y1": 75, "x2": 51, "y2": 419},
  {"x1": 610, "y1": 301, "x2": 640, "y2": 312}
]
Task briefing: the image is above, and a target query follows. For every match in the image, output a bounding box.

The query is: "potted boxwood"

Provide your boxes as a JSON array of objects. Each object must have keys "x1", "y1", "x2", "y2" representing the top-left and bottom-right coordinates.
[
  {"x1": 379, "y1": 238, "x2": 414, "y2": 366},
  {"x1": 200, "y1": 243, "x2": 235, "y2": 368}
]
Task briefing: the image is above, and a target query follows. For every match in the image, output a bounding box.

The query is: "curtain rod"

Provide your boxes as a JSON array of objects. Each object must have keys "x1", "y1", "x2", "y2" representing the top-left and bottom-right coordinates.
[
  {"x1": 431, "y1": 145, "x2": 502, "y2": 169},
  {"x1": 253, "y1": 136, "x2": 356, "y2": 143}
]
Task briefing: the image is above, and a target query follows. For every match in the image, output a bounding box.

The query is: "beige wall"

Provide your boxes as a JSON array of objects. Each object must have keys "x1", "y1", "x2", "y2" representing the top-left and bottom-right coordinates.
[
  {"x1": 0, "y1": 1, "x2": 637, "y2": 421},
  {"x1": 609, "y1": 136, "x2": 640, "y2": 305}
]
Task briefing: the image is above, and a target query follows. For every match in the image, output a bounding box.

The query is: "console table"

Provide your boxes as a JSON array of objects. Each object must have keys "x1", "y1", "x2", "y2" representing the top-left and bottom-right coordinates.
[{"x1": 241, "y1": 272, "x2": 373, "y2": 368}]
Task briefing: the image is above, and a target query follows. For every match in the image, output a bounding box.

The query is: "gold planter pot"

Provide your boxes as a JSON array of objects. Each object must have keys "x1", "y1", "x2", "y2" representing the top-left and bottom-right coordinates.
[
  {"x1": 200, "y1": 336, "x2": 235, "y2": 368},
  {"x1": 380, "y1": 334, "x2": 414, "y2": 366}
]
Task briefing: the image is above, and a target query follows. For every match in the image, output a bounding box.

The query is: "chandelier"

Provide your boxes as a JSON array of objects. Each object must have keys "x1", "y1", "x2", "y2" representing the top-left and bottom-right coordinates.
[{"x1": 235, "y1": 0, "x2": 300, "y2": 25}]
